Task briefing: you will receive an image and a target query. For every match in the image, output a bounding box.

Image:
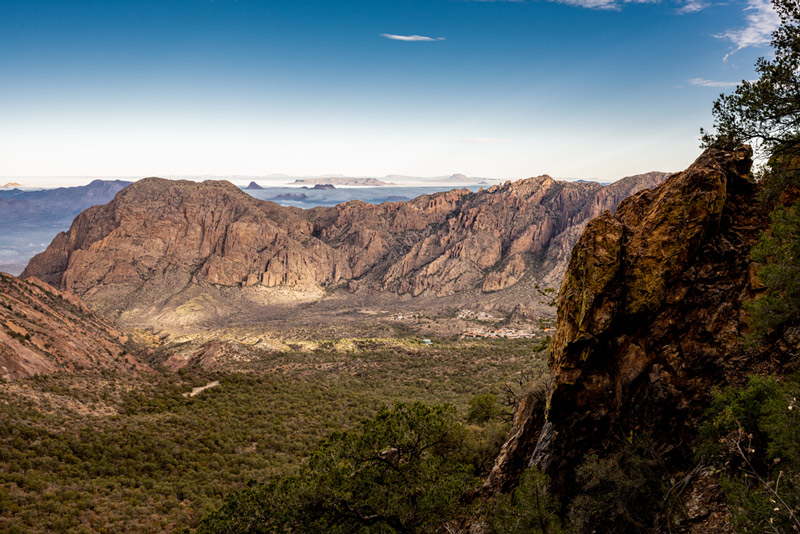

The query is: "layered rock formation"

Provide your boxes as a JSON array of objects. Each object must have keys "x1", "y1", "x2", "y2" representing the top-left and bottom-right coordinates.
[
  {"x1": 486, "y1": 147, "x2": 796, "y2": 501},
  {"x1": 23, "y1": 173, "x2": 666, "y2": 325},
  {"x1": 0, "y1": 272, "x2": 141, "y2": 380}
]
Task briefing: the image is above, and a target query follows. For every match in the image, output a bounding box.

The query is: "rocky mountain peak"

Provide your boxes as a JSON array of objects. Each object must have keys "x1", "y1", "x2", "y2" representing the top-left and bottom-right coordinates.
[{"x1": 23, "y1": 171, "x2": 668, "y2": 331}]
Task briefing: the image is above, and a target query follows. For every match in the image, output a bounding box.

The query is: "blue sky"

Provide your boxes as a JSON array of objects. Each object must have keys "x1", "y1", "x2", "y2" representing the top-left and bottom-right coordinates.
[{"x1": 0, "y1": 0, "x2": 780, "y2": 183}]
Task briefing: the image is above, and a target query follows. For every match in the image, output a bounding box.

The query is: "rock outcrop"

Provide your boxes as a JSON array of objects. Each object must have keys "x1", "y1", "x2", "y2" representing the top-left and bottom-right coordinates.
[
  {"x1": 486, "y1": 147, "x2": 795, "y2": 499},
  {"x1": 0, "y1": 272, "x2": 141, "y2": 380},
  {"x1": 23, "y1": 173, "x2": 666, "y2": 325}
]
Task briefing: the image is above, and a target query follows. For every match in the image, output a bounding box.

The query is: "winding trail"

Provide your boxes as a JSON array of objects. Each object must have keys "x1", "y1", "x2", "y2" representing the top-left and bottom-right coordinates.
[{"x1": 184, "y1": 380, "x2": 220, "y2": 398}]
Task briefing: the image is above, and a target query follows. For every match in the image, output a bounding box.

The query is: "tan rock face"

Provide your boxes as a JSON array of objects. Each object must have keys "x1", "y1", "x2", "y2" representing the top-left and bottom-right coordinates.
[
  {"x1": 0, "y1": 273, "x2": 142, "y2": 380},
  {"x1": 23, "y1": 173, "x2": 667, "y2": 322},
  {"x1": 482, "y1": 255, "x2": 527, "y2": 292},
  {"x1": 486, "y1": 146, "x2": 786, "y2": 496}
]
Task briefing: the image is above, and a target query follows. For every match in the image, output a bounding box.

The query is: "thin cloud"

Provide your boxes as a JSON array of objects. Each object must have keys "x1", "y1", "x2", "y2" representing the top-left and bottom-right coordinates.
[
  {"x1": 549, "y1": 0, "x2": 619, "y2": 10},
  {"x1": 688, "y1": 77, "x2": 741, "y2": 87},
  {"x1": 547, "y1": 0, "x2": 657, "y2": 10},
  {"x1": 677, "y1": 0, "x2": 709, "y2": 14},
  {"x1": 470, "y1": 0, "x2": 698, "y2": 9},
  {"x1": 381, "y1": 34, "x2": 445, "y2": 42},
  {"x1": 715, "y1": 0, "x2": 779, "y2": 59}
]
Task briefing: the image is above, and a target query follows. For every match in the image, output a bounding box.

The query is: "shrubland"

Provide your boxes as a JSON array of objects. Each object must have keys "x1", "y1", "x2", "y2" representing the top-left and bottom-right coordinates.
[{"x1": 0, "y1": 337, "x2": 547, "y2": 533}]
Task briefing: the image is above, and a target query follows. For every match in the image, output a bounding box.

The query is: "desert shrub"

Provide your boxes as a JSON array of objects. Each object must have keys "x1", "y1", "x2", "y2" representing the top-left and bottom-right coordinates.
[
  {"x1": 0, "y1": 338, "x2": 548, "y2": 532},
  {"x1": 745, "y1": 201, "x2": 800, "y2": 340},
  {"x1": 699, "y1": 373, "x2": 800, "y2": 532},
  {"x1": 198, "y1": 402, "x2": 478, "y2": 533},
  {"x1": 468, "y1": 392, "x2": 502, "y2": 424},
  {"x1": 567, "y1": 440, "x2": 673, "y2": 534},
  {"x1": 489, "y1": 467, "x2": 563, "y2": 534},
  {"x1": 459, "y1": 419, "x2": 510, "y2": 478}
]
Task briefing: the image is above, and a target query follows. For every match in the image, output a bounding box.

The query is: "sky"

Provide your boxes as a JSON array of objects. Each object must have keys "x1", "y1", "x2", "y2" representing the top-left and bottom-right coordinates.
[{"x1": 0, "y1": 0, "x2": 781, "y2": 185}]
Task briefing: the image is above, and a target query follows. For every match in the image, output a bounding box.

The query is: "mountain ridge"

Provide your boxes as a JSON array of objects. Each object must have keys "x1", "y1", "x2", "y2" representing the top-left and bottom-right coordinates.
[{"x1": 23, "y1": 172, "x2": 668, "y2": 330}]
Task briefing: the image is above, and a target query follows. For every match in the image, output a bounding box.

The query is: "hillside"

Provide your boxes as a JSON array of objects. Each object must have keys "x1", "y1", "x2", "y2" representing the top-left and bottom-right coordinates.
[
  {"x1": 0, "y1": 272, "x2": 142, "y2": 380},
  {"x1": 23, "y1": 173, "x2": 666, "y2": 331}
]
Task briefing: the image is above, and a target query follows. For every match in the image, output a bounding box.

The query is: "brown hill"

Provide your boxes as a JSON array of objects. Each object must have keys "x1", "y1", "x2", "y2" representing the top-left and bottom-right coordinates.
[
  {"x1": 23, "y1": 173, "x2": 667, "y2": 330},
  {"x1": 486, "y1": 147, "x2": 799, "y2": 525},
  {"x1": 0, "y1": 272, "x2": 142, "y2": 380}
]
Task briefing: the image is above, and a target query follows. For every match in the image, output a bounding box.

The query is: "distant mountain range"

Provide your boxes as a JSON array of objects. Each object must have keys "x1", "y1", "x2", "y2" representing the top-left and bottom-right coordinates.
[
  {"x1": 0, "y1": 179, "x2": 131, "y2": 224},
  {"x1": 0, "y1": 180, "x2": 131, "y2": 276},
  {"x1": 24, "y1": 172, "x2": 668, "y2": 331}
]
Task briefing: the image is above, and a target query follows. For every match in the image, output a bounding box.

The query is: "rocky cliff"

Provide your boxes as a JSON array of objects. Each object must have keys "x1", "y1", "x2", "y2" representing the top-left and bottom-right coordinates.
[
  {"x1": 23, "y1": 173, "x2": 666, "y2": 325},
  {"x1": 0, "y1": 272, "x2": 141, "y2": 380},
  {"x1": 486, "y1": 147, "x2": 797, "y2": 504}
]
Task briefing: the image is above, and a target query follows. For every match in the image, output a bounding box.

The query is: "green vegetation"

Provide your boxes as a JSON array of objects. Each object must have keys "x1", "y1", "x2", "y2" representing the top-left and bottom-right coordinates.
[
  {"x1": 488, "y1": 467, "x2": 562, "y2": 534},
  {"x1": 199, "y1": 403, "x2": 480, "y2": 533},
  {"x1": 467, "y1": 392, "x2": 502, "y2": 424},
  {"x1": 699, "y1": 374, "x2": 800, "y2": 532},
  {"x1": 746, "y1": 201, "x2": 800, "y2": 338},
  {"x1": 0, "y1": 337, "x2": 547, "y2": 533},
  {"x1": 567, "y1": 441, "x2": 679, "y2": 534}
]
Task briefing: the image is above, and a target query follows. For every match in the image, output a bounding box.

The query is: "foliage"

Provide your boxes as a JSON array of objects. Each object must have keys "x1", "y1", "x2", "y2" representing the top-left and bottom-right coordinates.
[
  {"x1": 757, "y1": 139, "x2": 800, "y2": 206},
  {"x1": 745, "y1": 201, "x2": 800, "y2": 338},
  {"x1": 567, "y1": 439, "x2": 675, "y2": 534},
  {"x1": 699, "y1": 373, "x2": 800, "y2": 532},
  {"x1": 489, "y1": 467, "x2": 563, "y2": 534},
  {"x1": 701, "y1": 0, "x2": 799, "y2": 157},
  {"x1": 458, "y1": 419, "x2": 510, "y2": 478},
  {"x1": 0, "y1": 337, "x2": 547, "y2": 533},
  {"x1": 468, "y1": 392, "x2": 503, "y2": 424},
  {"x1": 198, "y1": 403, "x2": 479, "y2": 534}
]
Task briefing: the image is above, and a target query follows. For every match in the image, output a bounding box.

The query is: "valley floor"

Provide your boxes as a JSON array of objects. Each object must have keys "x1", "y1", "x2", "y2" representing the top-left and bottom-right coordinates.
[{"x1": 0, "y1": 336, "x2": 549, "y2": 533}]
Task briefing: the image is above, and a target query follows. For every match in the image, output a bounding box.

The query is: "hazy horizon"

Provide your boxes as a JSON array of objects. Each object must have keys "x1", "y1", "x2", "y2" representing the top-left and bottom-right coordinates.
[{"x1": 0, "y1": 171, "x2": 621, "y2": 189}]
